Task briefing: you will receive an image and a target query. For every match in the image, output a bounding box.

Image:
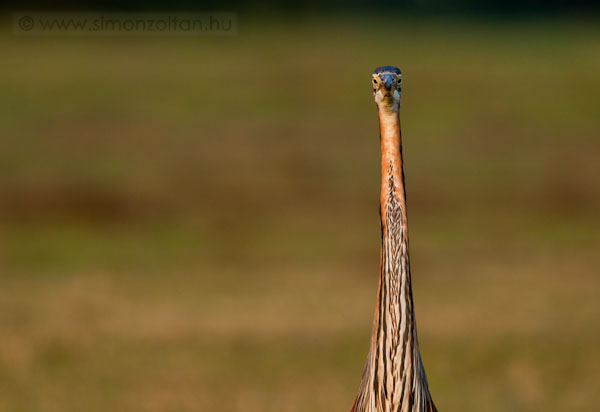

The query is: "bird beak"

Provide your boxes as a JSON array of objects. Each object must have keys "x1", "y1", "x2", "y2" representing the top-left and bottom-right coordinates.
[{"x1": 381, "y1": 73, "x2": 395, "y2": 91}]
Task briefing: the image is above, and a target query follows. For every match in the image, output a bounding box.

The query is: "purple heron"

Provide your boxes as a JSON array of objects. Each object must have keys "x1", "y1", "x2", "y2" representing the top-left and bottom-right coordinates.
[{"x1": 351, "y1": 66, "x2": 437, "y2": 412}]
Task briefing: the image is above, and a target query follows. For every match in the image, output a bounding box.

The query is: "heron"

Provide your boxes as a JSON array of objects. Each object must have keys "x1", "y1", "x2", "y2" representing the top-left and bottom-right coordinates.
[{"x1": 351, "y1": 66, "x2": 437, "y2": 412}]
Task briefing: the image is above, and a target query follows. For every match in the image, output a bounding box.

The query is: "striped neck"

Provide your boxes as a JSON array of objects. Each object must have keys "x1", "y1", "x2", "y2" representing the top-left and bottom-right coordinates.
[{"x1": 351, "y1": 107, "x2": 436, "y2": 412}]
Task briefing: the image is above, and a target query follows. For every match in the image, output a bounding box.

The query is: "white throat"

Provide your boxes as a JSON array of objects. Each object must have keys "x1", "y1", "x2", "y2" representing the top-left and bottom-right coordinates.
[{"x1": 374, "y1": 89, "x2": 401, "y2": 113}]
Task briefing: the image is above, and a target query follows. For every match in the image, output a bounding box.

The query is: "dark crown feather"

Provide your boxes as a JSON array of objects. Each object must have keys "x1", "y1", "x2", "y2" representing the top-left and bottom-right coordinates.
[{"x1": 373, "y1": 66, "x2": 401, "y2": 75}]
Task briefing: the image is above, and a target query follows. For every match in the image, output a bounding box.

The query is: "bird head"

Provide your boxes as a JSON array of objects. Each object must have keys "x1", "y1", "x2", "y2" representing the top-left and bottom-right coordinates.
[{"x1": 372, "y1": 66, "x2": 402, "y2": 112}]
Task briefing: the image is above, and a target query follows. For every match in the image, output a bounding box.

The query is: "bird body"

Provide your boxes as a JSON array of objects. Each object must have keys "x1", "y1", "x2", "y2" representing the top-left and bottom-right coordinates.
[{"x1": 351, "y1": 66, "x2": 437, "y2": 412}]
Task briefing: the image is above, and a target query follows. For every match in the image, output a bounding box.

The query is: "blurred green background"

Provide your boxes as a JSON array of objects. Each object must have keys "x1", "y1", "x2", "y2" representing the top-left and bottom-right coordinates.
[{"x1": 1, "y1": 12, "x2": 600, "y2": 412}]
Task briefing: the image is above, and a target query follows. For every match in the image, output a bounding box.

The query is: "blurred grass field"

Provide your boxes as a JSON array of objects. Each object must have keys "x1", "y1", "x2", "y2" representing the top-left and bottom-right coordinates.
[{"x1": 1, "y1": 17, "x2": 599, "y2": 412}]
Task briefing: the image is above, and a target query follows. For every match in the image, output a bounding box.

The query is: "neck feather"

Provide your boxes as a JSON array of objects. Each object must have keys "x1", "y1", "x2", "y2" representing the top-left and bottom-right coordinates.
[{"x1": 351, "y1": 107, "x2": 436, "y2": 412}]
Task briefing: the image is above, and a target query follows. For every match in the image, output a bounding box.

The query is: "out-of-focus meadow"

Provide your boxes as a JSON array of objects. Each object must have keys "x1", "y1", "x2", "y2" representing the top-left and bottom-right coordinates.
[{"x1": 1, "y1": 17, "x2": 599, "y2": 412}]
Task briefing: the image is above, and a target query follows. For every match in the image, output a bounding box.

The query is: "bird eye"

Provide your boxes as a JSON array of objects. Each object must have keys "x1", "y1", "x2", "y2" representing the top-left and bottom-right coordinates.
[
  {"x1": 372, "y1": 78, "x2": 378, "y2": 85},
  {"x1": 397, "y1": 78, "x2": 402, "y2": 84}
]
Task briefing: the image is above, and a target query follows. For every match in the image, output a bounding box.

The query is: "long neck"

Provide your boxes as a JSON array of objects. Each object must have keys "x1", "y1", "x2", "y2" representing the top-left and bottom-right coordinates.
[{"x1": 352, "y1": 107, "x2": 436, "y2": 412}]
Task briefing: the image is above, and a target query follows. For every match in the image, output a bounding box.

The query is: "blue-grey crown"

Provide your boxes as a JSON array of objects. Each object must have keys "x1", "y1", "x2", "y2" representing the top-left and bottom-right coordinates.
[{"x1": 373, "y1": 66, "x2": 401, "y2": 75}]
